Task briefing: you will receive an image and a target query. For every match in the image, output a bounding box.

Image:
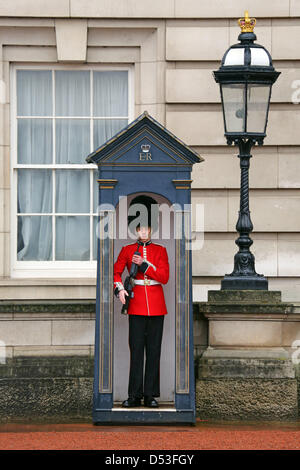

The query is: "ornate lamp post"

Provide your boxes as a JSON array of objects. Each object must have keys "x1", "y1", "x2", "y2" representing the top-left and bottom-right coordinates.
[{"x1": 213, "y1": 11, "x2": 280, "y2": 290}]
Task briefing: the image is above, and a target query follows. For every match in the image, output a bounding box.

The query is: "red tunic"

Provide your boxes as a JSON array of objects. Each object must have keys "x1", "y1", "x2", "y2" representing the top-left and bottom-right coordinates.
[{"x1": 113, "y1": 240, "x2": 169, "y2": 316}]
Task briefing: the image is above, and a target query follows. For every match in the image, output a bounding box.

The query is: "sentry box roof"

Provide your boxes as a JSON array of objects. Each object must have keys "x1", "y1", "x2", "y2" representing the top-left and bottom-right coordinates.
[{"x1": 86, "y1": 111, "x2": 203, "y2": 167}]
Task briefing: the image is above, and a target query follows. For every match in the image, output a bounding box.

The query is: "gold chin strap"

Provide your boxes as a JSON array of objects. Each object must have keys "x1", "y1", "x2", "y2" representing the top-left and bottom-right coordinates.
[{"x1": 238, "y1": 11, "x2": 256, "y2": 33}]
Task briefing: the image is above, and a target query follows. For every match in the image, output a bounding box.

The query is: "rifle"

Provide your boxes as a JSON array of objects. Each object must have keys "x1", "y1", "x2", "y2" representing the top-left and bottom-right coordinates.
[{"x1": 121, "y1": 251, "x2": 140, "y2": 315}]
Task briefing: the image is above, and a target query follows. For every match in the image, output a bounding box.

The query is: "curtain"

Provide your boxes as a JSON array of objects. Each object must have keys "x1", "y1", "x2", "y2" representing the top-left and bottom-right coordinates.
[
  {"x1": 16, "y1": 69, "x2": 128, "y2": 262},
  {"x1": 17, "y1": 71, "x2": 52, "y2": 260},
  {"x1": 54, "y1": 71, "x2": 91, "y2": 260},
  {"x1": 93, "y1": 71, "x2": 128, "y2": 149},
  {"x1": 55, "y1": 170, "x2": 90, "y2": 260},
  {"x1": 17, "y1": 169, "x2": 52, "y2": 261}
]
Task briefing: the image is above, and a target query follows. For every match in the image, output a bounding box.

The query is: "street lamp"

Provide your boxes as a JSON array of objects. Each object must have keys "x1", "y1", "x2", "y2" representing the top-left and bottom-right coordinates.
[{"x1": 213, "y1": 11, "x2": 280, "y2": 290}]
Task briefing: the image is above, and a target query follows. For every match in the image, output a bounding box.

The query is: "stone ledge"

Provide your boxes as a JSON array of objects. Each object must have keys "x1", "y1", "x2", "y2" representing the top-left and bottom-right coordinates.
[
  {"x1": 199, "y1": 304, "x2": 294, "y2": 316},
  {"x1": 207, "y1": 290, "x2": 282, "y2": 303},
  {"x1": 0, "y1": 279, "x2": 96, "y2": 286},
  {"x1": 0, "y1": 356, "x2": 94, "y2": 379},
  {"x1": 195, "y1": 303, "x2": 296, "y2": 318},
  {"x1": 202, "y1": 347, "x2": 290, "y2": 359},
  {"x1": 199, "y1": 358, "x2": 296, "y2": 379},
  {"x1": 12, "y1": 346, "x2": 94, "y2": 357},
  {"x1": 195, "y1": 290, "x2": 296, "y2": 317},
  {"x1": 0, "y1": 301, "x2": 96, "y2": 314}
]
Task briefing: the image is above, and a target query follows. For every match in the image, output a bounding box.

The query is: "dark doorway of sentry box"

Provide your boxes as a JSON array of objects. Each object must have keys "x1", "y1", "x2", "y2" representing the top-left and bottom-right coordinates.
[{"x1": 113, "y1": 192, "x2": 176, "y2": 409}]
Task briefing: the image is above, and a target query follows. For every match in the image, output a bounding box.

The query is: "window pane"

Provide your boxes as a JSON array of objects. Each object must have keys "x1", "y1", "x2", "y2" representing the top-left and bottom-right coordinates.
[
  {"x1": 17, "y1": 70, "x2": 52, "y2": 116},
  {"x1": 221, "y1": 84, "x2": 245, "y2": 133},
  {"x1": 55, "y1": 71, "x2": 90, "y2": 116},
  {"x1": 94, "y1": 119, "x2": 127, "y2": 149},
  {"x1": 246, "y1": 84, "x2": 271, "y2": 134},
  {"x1": 17, "y1": 216, "x2": 52, "y2": 260},
  {"x1": 18, "y1": 170, "x2": 52, "y2": 213},
  {"x1": 56, "y1": 216, "x2": 90, "y2": 260},
  {"x1": 93, "y1": 71, "x2": 128, "y2": 117},
  {"x1": 56, "y1": 119, "x2": 90, "y2": 164},
  {"x1": 55, "y1": 170, "x2": 89, "y2": 213},
  {"x1": 18, "y1": 119, "x2": 52, "y2": 164}
]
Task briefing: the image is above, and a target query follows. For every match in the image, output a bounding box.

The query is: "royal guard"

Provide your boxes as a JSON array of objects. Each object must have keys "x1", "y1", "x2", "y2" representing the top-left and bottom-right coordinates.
[{"x1": 113, "y1": 198, "x2": 169, "y2": 408}]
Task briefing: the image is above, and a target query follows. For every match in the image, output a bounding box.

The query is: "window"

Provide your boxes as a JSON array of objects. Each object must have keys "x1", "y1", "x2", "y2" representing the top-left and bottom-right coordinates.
[{"x1": 11, "y1": 65, "x2": 133, "y2": 277}]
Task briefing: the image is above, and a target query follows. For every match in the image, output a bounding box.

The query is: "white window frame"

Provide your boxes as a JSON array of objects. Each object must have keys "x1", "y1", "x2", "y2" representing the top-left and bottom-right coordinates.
[{"x1": 10, "y1": 63, "x2": 134, "y2": 278}]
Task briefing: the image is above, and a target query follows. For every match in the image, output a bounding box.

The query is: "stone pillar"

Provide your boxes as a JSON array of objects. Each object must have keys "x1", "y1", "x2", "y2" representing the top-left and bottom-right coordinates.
[{"x1": 196, "y1": 290, "x2": 300, "y2": 420}]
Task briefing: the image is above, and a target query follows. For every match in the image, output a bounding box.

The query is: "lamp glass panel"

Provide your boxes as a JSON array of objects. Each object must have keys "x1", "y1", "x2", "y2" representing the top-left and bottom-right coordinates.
[
  {"x1": 246, "y1": 84, "x2": 271, "y2": 133},
  {"x1": 221, "y1": 84, "x2": 246, "y2": 133}
]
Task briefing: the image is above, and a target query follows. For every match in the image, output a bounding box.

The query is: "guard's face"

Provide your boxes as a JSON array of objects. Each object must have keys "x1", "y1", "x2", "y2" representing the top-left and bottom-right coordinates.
[{"x1": 137, "y1": 226, "x2": 151, "y2": 241}]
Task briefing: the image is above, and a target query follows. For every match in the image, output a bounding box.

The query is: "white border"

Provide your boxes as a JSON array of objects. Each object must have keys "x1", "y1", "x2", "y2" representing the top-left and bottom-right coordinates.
[{"x1": 10, "y1": 63, "x2": 134, "y2": 278}]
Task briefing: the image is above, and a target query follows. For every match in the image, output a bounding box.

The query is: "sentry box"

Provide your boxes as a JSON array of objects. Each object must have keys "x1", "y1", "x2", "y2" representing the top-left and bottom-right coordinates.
[{"x1": 86, "y1": 112, "x2": 203, "y2": 424}]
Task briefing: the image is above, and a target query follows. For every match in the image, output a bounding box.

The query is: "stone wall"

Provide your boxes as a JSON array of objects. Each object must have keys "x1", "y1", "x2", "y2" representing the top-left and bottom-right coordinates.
[
  {"x1": 195, "y1": 295, "x2": 300, "y2": 421},
  {"x1": 0, "y1": 356, "x2": 93, "y2": 423},
  {"x1": 0, "y1": 1, "x2": 298, "y2": 302},
  {"x1": 0, "y1": 300, "x2": 299, "y2": 422},
  {"x1": 0, "y1": 0, "x2": 300, "y2": 422},
  {"x1": 196, "y1": 378, "x2": 299, "y2": 421},
  {"x1": 0, "y1": 301, "x2": 207, "y2": 422}
]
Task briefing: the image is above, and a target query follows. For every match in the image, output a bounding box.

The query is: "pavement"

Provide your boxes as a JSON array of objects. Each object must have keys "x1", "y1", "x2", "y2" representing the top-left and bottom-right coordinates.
[{"x1": 0, "y1": 419, "x2": 300, "y2": 450}]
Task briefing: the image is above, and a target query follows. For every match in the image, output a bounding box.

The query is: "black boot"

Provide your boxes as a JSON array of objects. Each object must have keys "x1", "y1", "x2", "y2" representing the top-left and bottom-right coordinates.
[
  {"x1": 122, "y1": 397, "x2": 141, "y2": 408},
  {"x1": 144, "y1": 396, "x2": 159, "y2": 408}
]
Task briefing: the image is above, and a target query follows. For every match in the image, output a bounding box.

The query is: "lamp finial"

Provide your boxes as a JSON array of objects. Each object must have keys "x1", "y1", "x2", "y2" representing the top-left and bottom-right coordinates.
[{"x1": 238, "y1": 11, "x2": 256, "y2": 33}]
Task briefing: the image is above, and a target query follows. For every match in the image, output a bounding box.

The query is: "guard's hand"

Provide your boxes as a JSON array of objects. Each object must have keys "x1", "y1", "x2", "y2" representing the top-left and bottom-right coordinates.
[
  {"x1": 118, "y1": 289, "x2": 129, "y2": 304},
  {"x1": 132, "y1": 254, "x2": 144, "y2": 266}
]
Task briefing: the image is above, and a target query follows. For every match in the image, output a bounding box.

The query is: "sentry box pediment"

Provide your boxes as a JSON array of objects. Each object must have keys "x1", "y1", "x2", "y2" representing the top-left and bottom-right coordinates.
[{"x1": 86, "y1": 111, "x2": 203, "y2": 168}]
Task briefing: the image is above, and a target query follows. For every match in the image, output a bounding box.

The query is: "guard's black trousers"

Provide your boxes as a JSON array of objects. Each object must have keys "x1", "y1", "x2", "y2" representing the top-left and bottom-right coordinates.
[{"x1": 128, "y1": 314, "x2": 164, "y2": 399}]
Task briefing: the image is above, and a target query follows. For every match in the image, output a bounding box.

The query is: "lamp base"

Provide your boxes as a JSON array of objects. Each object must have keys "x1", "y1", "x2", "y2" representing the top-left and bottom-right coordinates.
[{"x1": 221, "y1": 275, "x2": 268, "y2": 291}]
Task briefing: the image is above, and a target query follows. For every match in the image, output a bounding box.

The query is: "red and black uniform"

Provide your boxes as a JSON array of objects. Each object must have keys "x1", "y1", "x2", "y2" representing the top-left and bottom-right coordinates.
[
  {"x1": 113, "y1": 239, "x2": 169, "y2": 400},
  {"x1": 114, "y1": 240, "x2": 169, "y2": 316}
]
